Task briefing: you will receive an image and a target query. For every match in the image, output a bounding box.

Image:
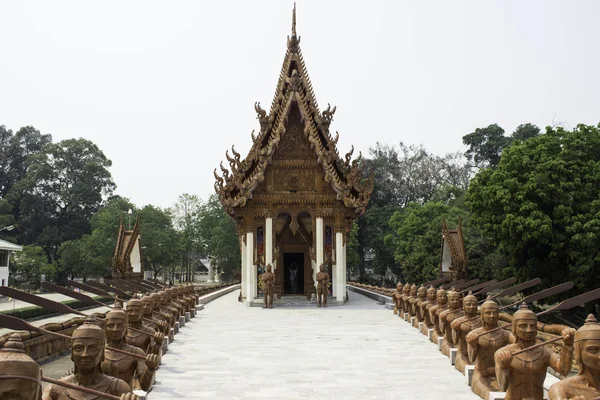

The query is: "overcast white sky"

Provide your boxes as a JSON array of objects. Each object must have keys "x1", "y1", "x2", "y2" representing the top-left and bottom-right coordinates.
[{"x1": 1, "y1": 1, "x2": 599, "y2": 209}]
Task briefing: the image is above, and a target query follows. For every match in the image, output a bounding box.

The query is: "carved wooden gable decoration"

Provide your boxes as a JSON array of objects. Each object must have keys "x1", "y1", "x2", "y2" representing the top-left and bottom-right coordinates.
[
  {"x1": 112, "y1": 218, "x2": 143, "y2": 279},
  {"x1": 214, "y1": 5, "x2": 373, "y2": 218},
  {"x1": 440, "y1": 217, "x2": 467, "y2": 279}
]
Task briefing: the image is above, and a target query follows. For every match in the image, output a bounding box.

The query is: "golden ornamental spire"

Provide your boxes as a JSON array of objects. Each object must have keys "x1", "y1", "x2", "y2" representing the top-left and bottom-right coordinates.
[
  {"x1": 292, "y1": 2, "x2": 297, "y2": 37},
  {"x1": 287, "y1": 3, "x2": 300, "y2": 52}
]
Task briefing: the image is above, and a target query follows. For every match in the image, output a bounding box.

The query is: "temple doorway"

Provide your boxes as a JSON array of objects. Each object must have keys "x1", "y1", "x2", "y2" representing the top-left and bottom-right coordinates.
[{"x1": 283, "y1": 252, "x2": 304, "y2": 295}]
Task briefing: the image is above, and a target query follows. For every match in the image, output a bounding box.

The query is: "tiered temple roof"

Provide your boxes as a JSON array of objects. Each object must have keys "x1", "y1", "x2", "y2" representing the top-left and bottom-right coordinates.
[{"x1": 214, "y1": 5, "x2": 373, "y2": 216}]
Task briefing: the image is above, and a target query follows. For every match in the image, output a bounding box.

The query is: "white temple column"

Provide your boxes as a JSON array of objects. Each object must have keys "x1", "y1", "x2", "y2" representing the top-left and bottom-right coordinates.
[
  {"x1": 315, "y1": 217, "x2": 324, "y2": 289},
  {"x1": 335, "y1": 231, "x2": 344, "y2": 302},
  {"x1": 246, "y1": 231, "x2": 255, "y2": 301},
  {"x1": 341, "y1": 240, "x2": 347, "y2": 301},
  {"x1": 265, "y1": 216, "x2": 273, "y2": 269},
  {"x1": 240, "y1": 236, "x2": 247, "y2": 298}
]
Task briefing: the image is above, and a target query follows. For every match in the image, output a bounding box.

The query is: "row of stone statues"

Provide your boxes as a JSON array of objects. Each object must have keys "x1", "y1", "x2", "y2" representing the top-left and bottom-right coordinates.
[
  {"x1": 0, "y1": 283, "x2": 199, "y2": 400},
  {"x1": 388, "y1": 281, "x2": 599, "y2": 400}
]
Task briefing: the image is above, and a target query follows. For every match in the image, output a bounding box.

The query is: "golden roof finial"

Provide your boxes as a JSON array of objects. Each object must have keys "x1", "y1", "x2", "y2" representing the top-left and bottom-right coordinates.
[{"x1": 292, "y1": 2, "x2": 297, "y2": 37}]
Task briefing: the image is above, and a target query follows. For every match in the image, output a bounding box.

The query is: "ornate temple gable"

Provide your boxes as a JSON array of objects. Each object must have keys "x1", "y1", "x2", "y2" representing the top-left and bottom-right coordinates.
[
  {"x1": 214, "y1": 5, "x2": 373, "y2": 217},
  {"x1": 112, "y1": 217, "x2": 143, "y2": 279},
  {"x1": 440, "y1": 218, "x2": 467, "y2": 280}
]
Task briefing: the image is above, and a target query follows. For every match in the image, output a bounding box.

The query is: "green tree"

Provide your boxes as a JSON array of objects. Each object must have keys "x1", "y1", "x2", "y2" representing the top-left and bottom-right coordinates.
[
  {"x1": 0, "y1": 125, "x2": 52, "y2": 239},
  {"x1": 57, "y1": 239, "x2": 87, "y2": 281},
  {"x1": 386, "y1": 202, "x2": 465, "y2": 284},
  {"x1": 197, "y1": 195, "x2": 240, "y2": 282},
  {"x1": 17, "y1": 138, "x2": 115, "y2": 259},
  {"x1": 138, "y1": 205, "x2": 180, "y2": 279},
  {"x1": 512, "y1": 123, "x2": 541, "y2": 142},
  {"x1": 170, "y1": 194, "x2": 202, "y2": 282},
  {"x1": 10, "y1": 245, "x2": 52, "y2": 289},
  {"x1": 345, "y1": 221, "x2": 360, "y2": 280},
  {"x1": 462, "y1": 124, "x2": 509, "y2": 169},
  {"x1": 463, "y1": 123, "x2": 541, "y2": 170},
  {"x1": 466, "y1": 123, "x2": 600, "y2": 291}
]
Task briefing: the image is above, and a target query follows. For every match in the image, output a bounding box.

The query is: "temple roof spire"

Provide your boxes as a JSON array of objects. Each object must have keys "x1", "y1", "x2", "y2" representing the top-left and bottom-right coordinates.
[
  {"x1": 292, "y1": 2, "x2": 297, "y2": 37},
  {"x1": 287, "y1": 3, "x2": 300, "y2": 52}
]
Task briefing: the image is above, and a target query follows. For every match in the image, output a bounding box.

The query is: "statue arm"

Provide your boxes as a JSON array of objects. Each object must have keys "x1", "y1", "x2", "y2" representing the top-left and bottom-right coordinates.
[
  {"x1": 547, "y1": 381, "x2": 569, "y2": 400},
  {"x1": 135, "y1": 350, "x2": 155, "y2": 392},
  {"x1": 112, "y1": 379, "x2": 133, "y2": 395},
  {"x1": 549, "y1": 328, "x2": 576, "y2": 376},
  {"x1": 42, "y1": 384, "x2": 58, "y2": 400},
  {"x1": 451, "y1": 319, "x2": 460, "y2": 344},
  {"x1": 466, "y1": 332, "x2": 478, "y2": 364},
  {"x1": 439, "y1": 313, "x2": 447, "y2": 334},
  {"x1": 549, "y1": 346, "x2": 573, "y2": 377},
  {"x1": 494, "y1": 348, "x2": 512, "y2": 392}
]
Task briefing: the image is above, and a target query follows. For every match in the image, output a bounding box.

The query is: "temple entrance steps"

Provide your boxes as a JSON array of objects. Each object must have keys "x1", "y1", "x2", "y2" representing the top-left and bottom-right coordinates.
[
  {"x1": 152, "y1": 290, "x2": 478, "y2": 399},
  {"x1": 247, "y1": 295, "x2": 345, "y2": 307}
]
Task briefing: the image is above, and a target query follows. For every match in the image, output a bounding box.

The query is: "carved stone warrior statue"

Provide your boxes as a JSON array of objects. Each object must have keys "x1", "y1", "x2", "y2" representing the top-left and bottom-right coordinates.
[
  {"x1": 466, "y1": 297, "x2": 512, "y2": 400},
  {"x1": 101, "y1": 302, "x2": 159, "y2": 392},
  {"x1": 420, "y1": 285, "x2": 438, "y2": 335},
  {"x1": 125, "y1": 298, "x2": 163, "y2": 356},
  {"x1": 43, "y1": 319, "x2": 135, "y2": 400},
  {"x1": 494, "y1": 303, "x2": 576, "y2": 400},
  {"x1": 406, "y1": 284, "x2": 418, "y2": 319},
  {"x1": 261, "y1": 264, "x2": 275, "y2": 308},
  {"x1": 548, "y1": 314, "x2": 600, "y2": 400},
  {"x1": 316, "y1": 264, "x2": 329, "y2": 308},
  {"x1": 412, "y1": 285, "x2": 428, "y2": 327},
  {"x1": 429, "y1": 287, "x2": 448, "y2": 343},
  {"x1": 450, "y1": 291, "x2": 481, "y2": 374},
  {"x1": 393, "y1": 282, "x2": 403, "y2": 315},
  {"x1": 439, "y1": 288, "x2": 464, "y2": 356},
  {"x1": 144, "y1": 294, "x2": 171, "y2": 339},
  {"x1": 400, "y1": 284, "x2": 412, "y2": 317},
  {"x1": 0, "y1": 333, "x2": 41, "y2": 400}
]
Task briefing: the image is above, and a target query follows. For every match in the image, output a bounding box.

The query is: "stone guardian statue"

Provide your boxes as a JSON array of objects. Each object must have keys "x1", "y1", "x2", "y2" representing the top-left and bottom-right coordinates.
[{"x1": 494, "y1": 303, "x2": 575, "y2": 400}]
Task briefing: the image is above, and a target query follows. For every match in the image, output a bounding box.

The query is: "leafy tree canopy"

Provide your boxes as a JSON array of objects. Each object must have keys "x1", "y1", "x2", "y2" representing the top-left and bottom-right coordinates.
[
  {"x1": 386, "y1": 202, "x2": 465, "y2": 284},
  {"x1": 466, "y1": 123, "x2": 600, "y2": 291}
]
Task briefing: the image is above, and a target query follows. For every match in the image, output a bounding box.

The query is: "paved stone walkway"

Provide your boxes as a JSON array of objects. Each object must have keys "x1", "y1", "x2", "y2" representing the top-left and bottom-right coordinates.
[{"x1": 152, "y1": 291, "x2": 478, "y2": 400}]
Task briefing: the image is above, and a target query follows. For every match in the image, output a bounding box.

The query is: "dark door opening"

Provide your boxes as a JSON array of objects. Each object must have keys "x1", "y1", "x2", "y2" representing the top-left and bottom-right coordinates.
[{"x1": 283, "y1": 252, "x2": 304, "y2": 295}]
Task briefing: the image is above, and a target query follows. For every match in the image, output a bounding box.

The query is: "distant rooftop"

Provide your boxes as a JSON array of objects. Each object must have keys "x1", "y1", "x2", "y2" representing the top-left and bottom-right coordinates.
[{"x1": 0, "y1": 239, "x2": 22, "y2": 252}]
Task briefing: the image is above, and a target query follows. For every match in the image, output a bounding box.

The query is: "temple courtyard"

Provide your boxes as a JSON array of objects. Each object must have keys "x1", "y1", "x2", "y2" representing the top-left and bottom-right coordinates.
[{"x1": 152, "y1": 290, "x2": 478, "y2": 400}]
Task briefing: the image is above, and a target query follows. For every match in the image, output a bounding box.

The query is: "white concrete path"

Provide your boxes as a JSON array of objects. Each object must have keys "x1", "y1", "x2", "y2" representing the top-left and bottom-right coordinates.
[{"x1": 152, "y1": 291, "x2": 479, "y2": 400}]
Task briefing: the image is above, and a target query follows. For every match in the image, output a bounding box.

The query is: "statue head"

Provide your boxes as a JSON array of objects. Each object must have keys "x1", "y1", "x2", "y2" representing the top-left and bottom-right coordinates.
[
  {"x1": 150, "y1": 292, "x2": 161, "y2": 308},
  {"x1": 574, "y1": 314, "x2": 600, "y2": 375},
  {"x1": 141, "y1": 295, "x2": 154, "y2": 314},
  {"x1": 447, "y1": 288, "x2": 462, "y2": 310},
  {"x1": 396, "y1": 282, "x2": 403, "y2": 292},
  {"x1": 512, "y1": 303, "x2": 537, "y2": 343},
  {"x1": 71, "y1": 319, "x2": 106, "y2": 373},
  {"x1": 426, "y1": 285, "x2": 437, "y2": 302},
  {"x1": 417, "y1": 286, "x2": 427, "y2": 299},
  {"x1": 410, "y1": 284, "x2": 418, "y2": 296},
  {"x1": 436, "y1": 287, "x2": 448, "y2": 306},
  {"x1": 105, "y1": 301, "x2": 128, "y2": 342},
  {"x1": 462, "y1": 291, "x2": 478, "y2": 317},
  {"x1": 319, "y1": 264, "x2": 325, "y2": 273},
  {"x1": 266, "y1": 264, "x2": 272, "y2": 273},
  {"x1": 158, "y1": 291, "x2": 168, "y2": 305},
  {"x1": 480, "y1": 296, "x2": 499, "y2": 326},
  {"x1": 0, "y1": 334, "x2": 41, "y2": 400},
  {"x1": 126, "y1": 298, "x2": 143, "y2": 323},
  {"x1": 403, "y1": 284, "x2": 411, "y2": 295}
]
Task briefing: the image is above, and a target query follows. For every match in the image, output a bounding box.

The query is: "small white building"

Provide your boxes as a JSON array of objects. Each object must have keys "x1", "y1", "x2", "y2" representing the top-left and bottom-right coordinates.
[{"x1": 0, "y1": 239, "x2": 23, "y2": 287}]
